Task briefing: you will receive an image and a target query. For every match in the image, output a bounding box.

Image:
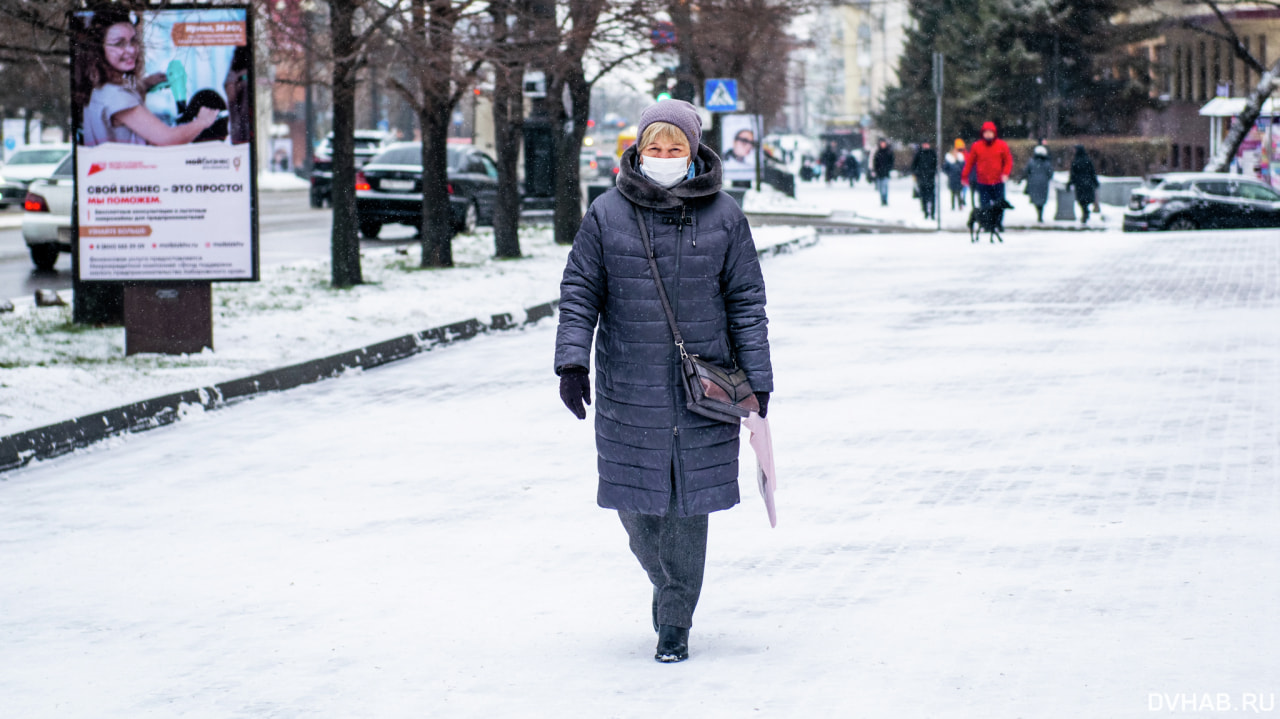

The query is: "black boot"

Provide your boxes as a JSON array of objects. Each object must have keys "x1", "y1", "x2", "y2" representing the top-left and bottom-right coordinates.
[{"x1": 655, "y1": 625, "x2": 689, "y2": 663}]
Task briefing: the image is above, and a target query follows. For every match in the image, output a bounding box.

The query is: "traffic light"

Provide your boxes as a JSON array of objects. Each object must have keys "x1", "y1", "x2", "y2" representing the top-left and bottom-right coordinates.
[{"x1": 652, "y1": 70, "x2": 674, "y2": 102}]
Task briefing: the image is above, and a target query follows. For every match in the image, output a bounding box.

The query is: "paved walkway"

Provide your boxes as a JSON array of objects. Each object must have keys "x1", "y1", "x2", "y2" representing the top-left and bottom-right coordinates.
[{"x1": 1, "y1": 228, "x2": 1277, "y2": 717}]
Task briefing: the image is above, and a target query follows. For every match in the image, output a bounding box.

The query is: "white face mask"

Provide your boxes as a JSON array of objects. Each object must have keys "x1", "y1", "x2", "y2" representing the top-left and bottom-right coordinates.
[{"x1": 640, "y1": 155, "x2": 690, "y2": 188}]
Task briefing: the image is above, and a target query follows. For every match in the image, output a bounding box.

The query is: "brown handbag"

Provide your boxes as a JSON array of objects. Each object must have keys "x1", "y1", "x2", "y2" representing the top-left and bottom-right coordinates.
[{"x1": 632, "y1": 205, "x2": 759, "y2": 424}]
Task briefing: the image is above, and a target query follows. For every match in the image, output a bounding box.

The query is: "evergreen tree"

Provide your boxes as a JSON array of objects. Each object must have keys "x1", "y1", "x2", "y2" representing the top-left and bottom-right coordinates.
[{"x1": 878, "y1": 0, "x2": 1154, "y2": 142}]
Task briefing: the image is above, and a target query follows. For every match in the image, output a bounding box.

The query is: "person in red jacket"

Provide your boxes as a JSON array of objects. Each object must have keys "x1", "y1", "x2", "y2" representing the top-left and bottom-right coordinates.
[{"x1": 961, "y1": 121, "x2": 1014, "y2": 226}]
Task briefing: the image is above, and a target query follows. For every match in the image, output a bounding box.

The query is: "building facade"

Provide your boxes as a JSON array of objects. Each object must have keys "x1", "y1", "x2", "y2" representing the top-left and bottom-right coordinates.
[
  {"x1": 1124, "y1": 2, "x2": 1280, "y2": 170},
  {"x1": 793, "y1": 0, "x2": 909, "y2": 140}
]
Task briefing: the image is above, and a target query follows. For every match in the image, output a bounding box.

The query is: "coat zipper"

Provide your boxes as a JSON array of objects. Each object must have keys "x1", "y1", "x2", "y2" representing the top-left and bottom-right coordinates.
[{"x1": 672, "y1": 206, "x2": 687, "y2": 515}]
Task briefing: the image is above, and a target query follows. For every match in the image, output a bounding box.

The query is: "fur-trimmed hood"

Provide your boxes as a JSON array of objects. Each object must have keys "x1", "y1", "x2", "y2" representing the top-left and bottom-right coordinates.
[{"x1": 616, "y1": 144, "x2": 723, "y2": 211}]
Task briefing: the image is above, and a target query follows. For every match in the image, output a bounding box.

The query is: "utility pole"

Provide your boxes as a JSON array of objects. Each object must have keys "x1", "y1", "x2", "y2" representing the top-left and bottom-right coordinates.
[
  {"x1": 1048, "y1": 30, "x2": 1060, "y2": 140},
  {"x1": 932, "y1": 52, "x2": 943, "y2": 232}
]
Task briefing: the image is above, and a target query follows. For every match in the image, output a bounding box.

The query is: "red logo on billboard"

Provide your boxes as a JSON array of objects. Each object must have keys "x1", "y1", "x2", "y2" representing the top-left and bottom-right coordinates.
[{"x1": 88, "y1": 163, "x2": 107, "y2": 176}]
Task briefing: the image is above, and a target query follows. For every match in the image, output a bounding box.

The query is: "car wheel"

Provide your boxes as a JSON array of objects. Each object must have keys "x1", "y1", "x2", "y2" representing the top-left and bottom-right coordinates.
[
  {"x1": 360, "y1": 221, "x2": 382, "y2": 238},
  {"x1": 29, "y1": 244, "x2": 59, "y2": 271},
  {"x1": 456, "y1": 201, "x2": 478, "y2": 235},
  {"x1": 1165, "y1": 216, "x2": 1198, "y2": 231}
]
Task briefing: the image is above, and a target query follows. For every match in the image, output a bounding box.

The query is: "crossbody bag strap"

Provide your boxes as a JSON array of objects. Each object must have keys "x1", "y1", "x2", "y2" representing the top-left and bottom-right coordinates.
[{"x1": 631, "y1": 204, "x2": 689, "y2": 360}]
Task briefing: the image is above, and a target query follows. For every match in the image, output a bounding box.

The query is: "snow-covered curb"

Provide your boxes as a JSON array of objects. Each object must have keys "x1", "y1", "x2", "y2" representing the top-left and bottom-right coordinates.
[{"x1": 1, "y1": 224, "x2": 817, "y2": 470}]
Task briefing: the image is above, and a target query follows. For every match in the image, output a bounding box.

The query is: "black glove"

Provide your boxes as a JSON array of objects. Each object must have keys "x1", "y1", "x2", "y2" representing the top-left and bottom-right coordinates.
[
  {"x1": 559, "y1": 366, "x2": 591, "y2": 420},
  {"x1": 754, "y1": 391, "x2": 769, "y2": 418}
]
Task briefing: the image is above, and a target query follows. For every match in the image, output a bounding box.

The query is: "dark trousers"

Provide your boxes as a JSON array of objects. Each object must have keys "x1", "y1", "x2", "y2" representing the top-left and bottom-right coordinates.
[
  {"x1": 976, "y1": 182, "x2": 1005, "y2": 211},
  {"x1": 918, "y1": 182, "x2": 936, "y2": 219},
  {"x1": 1077, "y1": 199, "x2": 1091, "y2": 223},
  {"x1": 617, "y1": 483, "x2": 709, "y2": 630}
]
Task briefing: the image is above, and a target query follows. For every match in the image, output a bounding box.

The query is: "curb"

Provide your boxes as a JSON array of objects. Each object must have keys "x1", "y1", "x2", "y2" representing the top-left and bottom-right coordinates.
[
  {"x1": 0, "y1": 229, "x2": 818, "y2": 474},
  {"x1": 0, "y1": 304, "x2": 557, "y2": 473}
]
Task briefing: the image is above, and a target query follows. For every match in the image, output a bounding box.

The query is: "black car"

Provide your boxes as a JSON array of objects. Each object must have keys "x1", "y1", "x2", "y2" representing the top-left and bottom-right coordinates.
[
  {"x1": 1124, "y1": 173, "x2": 1280, "y2": 231},
  {"x1": 354, "y1": 143, "x2": 500, "y2": 238},
  {"x1": 309, "y1": 130, "x2": 392, "y2": 208}
]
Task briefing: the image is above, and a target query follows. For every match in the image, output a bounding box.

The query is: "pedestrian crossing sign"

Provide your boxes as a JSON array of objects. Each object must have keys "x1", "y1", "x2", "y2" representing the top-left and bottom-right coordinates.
[{"x1": 705, "y1": 79, "x2": 738, "y2": 112}]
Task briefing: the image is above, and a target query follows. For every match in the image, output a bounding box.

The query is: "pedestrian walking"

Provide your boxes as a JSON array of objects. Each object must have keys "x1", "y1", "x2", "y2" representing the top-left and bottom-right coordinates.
[
  {"x1": 554, "y1": 99, "x2": 773, "y2": 665},
  {"x1": 910, "y1": 141, "x2": 938, "y2": 220},
  {"x1": 819, "y1": 141, "x2": 840, "y2": 185},
  {"x1": 961, "y1": 121, "x2": 1013, "y2": 233},
  {"x1": 841, "y1": 150, "x2": 861, "y2": 186},
  {"x1": 1067, "y1": 145, "x2": 1099, "y2": 224},
  {"x1": 1022, "y1": 145, "x2": 1054, "y2": 223},
  {"x1": 944, "y1": 139, "x2": 966, "y2": 210},
  {"x1": 871, "y1": 139, "x2": 894, "y2": 206}
]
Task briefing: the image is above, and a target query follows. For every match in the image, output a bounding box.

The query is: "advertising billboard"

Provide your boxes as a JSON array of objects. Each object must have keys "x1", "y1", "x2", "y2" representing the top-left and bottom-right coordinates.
[
  {"x1": 70, "y1": 5, "x2": 257, "y2": 282},
  {"x1": 720, "y1": 113, "x2": 761, "y2": 187}
]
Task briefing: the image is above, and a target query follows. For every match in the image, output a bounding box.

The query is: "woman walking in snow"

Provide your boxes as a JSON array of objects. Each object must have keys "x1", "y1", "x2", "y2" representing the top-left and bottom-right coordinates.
[
  {"x1": 944, "y1": 139, "x2": 966, "y2": 211},
  {"x1": 1022, "y1": 145, "x2": 1055, "y2": 223},
  {"x1": 555, "y1": 99, "x2": 772, "y2": 664},
  {"x1": 1067, "y1": 145, "x2": 1100, "y2": 224}
]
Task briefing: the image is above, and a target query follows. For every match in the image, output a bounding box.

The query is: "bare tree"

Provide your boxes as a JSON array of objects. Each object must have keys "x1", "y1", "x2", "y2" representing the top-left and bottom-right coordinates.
[
  {"x1": 310, "y1": 1, "x2": 403, "y2": 286},
  {"x1": 388, "y1": 0, "x2": 483, "y2": 268},
  {"x1": 669, "y1": 0, "x2": 806, "y2": 126},
  {"x1": 485, "y1": 0, "x2": 530, "y2": 259},
  {"x1": 542, "y1": 0, "x2": 656, "y2": 245}
]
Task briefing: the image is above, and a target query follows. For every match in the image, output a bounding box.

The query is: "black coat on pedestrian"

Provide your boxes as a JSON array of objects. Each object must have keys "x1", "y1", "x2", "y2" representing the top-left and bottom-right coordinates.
[
  {"x1": 1023, "y1": 154, "x2": 1054, "y2": 207},
  {"x1": 555, "y1": 144, "x2": 773, "y2": 517},
  {"x1": 819, "y1": 147, "x2": 839, "y2": 176},
  {"x1": 872, "y1": 145, "x2": 895, "y2": 179},
  {"x1": 910, "y1": 147, "x2": 938, "y2": 189},
  {"x1": 1067, "y1": 145, "x2": 1099, "y2": 205},
  {"x1": 841, "y1": 152, "x2": 860, "y2": 180}
]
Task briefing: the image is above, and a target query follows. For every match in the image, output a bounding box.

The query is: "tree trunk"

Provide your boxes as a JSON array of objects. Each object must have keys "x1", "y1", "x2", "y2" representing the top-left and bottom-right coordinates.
[
  {"x1": 552, "y1": 70, "x2": 590, "y2": 245},
  {"x1": 489, "y1": 0, "x2": 525, "y2": 259},
  {"x1": 329, "y1": 0, "x2": 363, "y2": 287},
  {"x1": 1207, "y1": 59, "x2": 1279, "y2": 172},
  {"x1": 491, "y1": 56, "x2": 525, "y2": 258},
  {"x1": 420, "y1": 104, "x2": 455, "y2": 267}
]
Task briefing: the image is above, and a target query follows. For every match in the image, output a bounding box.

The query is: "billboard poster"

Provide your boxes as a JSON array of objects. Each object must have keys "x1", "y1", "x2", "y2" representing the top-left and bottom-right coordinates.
[
  {"x1": 70, "y1": 5, "x2": 257, "y2": 282},
  {"x1": 720, "y1": 113, "x2": 761, "y2": 187}
]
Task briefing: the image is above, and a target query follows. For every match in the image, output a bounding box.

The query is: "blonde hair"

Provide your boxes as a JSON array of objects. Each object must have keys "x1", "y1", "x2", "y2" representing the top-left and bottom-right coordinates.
[{"x1": 638, "y1": 122, "x2": 690, "y2": 154}]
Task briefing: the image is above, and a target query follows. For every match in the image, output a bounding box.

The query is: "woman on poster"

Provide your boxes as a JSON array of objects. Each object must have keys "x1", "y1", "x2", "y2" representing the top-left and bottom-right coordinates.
[{"x1": 73, "y1": 8, "x2": 218, "y2": 148}]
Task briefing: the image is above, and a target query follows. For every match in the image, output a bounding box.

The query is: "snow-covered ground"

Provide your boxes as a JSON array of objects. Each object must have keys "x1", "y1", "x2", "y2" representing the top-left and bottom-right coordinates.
[
  {"x1": 0, "y1": 224, "x2": 814, "y2": 436},
  {"x1": 2, "y1": 227, "x2": 1277, "y2": 717},
  {"x1": 749, "y1": 173, "x2": 1126, "y2": 232}
]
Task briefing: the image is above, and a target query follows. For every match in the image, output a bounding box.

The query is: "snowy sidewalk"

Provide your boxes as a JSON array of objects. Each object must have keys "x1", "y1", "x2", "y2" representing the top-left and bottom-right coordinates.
[{"x1": 2, "y1": 228, "x2": 1278, "y2": 717}]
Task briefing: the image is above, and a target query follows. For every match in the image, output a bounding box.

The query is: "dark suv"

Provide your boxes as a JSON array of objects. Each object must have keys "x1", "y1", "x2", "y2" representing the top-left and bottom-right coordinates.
[
  {"x1": 1124, "y1": 173, "x2": 1280, "y2": 231},
  {"x1": 309, "y1": 130, "x2": 392, "y2": 208},
  {"x1": 354, "y1": 143, "x2": 502, "y2": 238}
]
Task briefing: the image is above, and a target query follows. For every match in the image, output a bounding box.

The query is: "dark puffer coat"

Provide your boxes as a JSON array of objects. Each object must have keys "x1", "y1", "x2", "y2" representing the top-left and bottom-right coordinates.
[
  {"x1": 1023, "y1": 154, "x2": 1054, "y2": 207},
  {"x1": 554, "y1": 144, "x2": 772, "y2": 517}
]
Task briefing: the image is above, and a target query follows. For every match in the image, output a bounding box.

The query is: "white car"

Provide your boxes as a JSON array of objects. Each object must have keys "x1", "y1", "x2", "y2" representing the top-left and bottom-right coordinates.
[
  {"x1": 1, "y1": 144, "x2": 72, "y2": 209},
  {"x1": 22, "y1": 155, "x2": 73, "y2": 271}
]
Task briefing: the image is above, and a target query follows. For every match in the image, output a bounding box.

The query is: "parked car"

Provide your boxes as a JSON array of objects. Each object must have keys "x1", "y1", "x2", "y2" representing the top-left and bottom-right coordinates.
[
  {"x1": 1124, "y1": 172, "x2": 1280, "y2": 231},
  {"x1": 579, "y1": 150, "x2": 599, "y2": 178},
  {"x1": 1, "y1": 144, "x2": 72, "y2": 209},
  {"x1": 309, "y1": 130, "x2": 393, "y2": 208},
  {"x1": 22, "y1": 155, "x2": 74, "y2": 270},
  {"x1": 354, "y1": 142, "x2": 502, "y2": 238}
]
